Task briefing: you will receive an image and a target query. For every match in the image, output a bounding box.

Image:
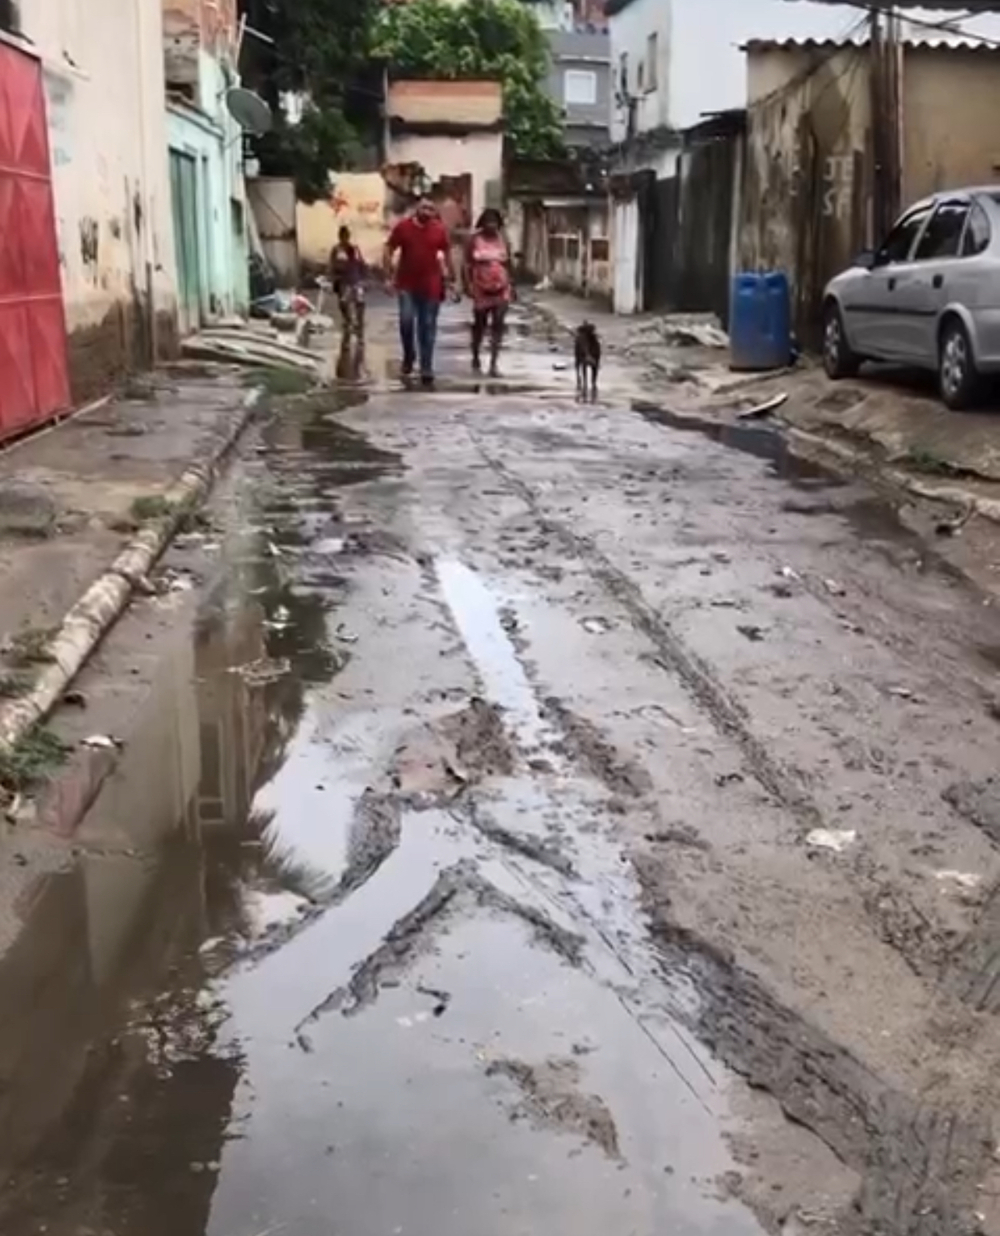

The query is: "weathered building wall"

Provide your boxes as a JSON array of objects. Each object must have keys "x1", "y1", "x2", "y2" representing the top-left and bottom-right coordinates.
[
  {"x1": 546, "y1": 29, "x2": 611, "y2": 150},
  {"x1": 386, "y1": 80, "x2": 504, "y2": 224},
  {"x1": 296, "y1": 173, "x2": 387, "y2": 273},
  {"x1": 25, "y1": 0, "x2": 178, "y2": 401},
  {"x1": 164, "y1": 0, "x2": 249, "y2": 329},
  {"x1": 607, "y1": 0, "x2": 673, "y2": 142},
  {"x1": 542, "y1": 200, "x2": 610, "y2": 298},
  {"x1": 903, "y1": 47, "x2": 1000, "y2": 204},
  {"x1": 247, "y1": 178, "x2": 299, "y2": 286},
  {"x1": 636, "y1": 119, "x2": 743, "y2": 323},
  {"x1": 387, "y1": 132, "x2": 501, "y2": 225},
  {"x1": 741, "y1": 42, "x2": 870, "y2": 340}
]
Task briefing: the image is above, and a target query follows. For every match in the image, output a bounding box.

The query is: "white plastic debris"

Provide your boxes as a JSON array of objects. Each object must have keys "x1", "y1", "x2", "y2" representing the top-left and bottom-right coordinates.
[
  {"x1": 805, "y1": 828, "x2": 857, "y2": 853},
  {"x1": 582, "y1": 616, "x2": 612, "y2": 635},
  {"x1": 823, "y1": 578, "x2": 846, "y2": 597},
  {"x1": 738, "y1": 392, "x2": 789, "y2": 421},
  {"x1": 935, "y1": 870, "x2": 983, "y2": 891},
  {"x1": 82, "y1": 734, "x2": 120, "y2": 751}
]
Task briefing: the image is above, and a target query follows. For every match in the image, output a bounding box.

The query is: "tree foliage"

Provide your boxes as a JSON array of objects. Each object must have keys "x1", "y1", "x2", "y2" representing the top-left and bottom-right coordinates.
[
  {"x1": 240, "y1": 0, "x2": 378, "y2": 201},
  {"x1": 372, "y1": 0, "x2": 564, "y2": 159}
]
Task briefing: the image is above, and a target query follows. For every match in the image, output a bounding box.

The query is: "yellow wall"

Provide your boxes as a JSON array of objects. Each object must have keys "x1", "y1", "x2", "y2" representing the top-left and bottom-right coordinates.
[
  {"x1": 903, "y1": 48, "x2": 1000, "y2": 205},
  {"x1": 296, "y1": 173, "x2": 387, "y2": 271}
]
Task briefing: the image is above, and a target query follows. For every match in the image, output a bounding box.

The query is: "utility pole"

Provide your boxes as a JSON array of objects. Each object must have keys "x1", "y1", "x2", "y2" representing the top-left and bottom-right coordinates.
[
  {"x1": 870, "y1": 2, "x2": 902, "y2": 240},
  {"x1": 885, "y1": 4, "x2": 903, "y2": 226}
]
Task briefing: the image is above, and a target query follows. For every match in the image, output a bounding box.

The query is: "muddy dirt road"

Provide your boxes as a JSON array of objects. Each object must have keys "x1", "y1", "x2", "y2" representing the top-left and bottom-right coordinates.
[{"x1": 4, "y1": 305, "x2": 1000, "y2": 1235}]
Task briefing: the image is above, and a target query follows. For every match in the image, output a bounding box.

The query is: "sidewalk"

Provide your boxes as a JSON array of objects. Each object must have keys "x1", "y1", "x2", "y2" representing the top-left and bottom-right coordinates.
[
  {"x1": 0, "y1": 366, "x2": 256, "y2": 751},
  {"x1": 527, "y1": 288, "x2": 1000, "y2": 510}
]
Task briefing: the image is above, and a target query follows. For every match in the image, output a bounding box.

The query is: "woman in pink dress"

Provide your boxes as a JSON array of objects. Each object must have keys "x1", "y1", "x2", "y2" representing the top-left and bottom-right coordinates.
[{"x1": 464, "y1": 209, "x2": 513, "y2": 377}]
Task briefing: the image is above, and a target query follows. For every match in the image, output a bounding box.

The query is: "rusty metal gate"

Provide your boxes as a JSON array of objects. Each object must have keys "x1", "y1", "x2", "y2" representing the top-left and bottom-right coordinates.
[{"x1": 0, "y1": 41, "x2": 70, "y2": 440}]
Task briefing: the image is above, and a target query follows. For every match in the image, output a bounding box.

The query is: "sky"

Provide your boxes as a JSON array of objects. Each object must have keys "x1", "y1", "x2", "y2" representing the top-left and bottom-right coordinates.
[{"x1": 669, "y1": 0, "x2": 1000, "y2": 128}]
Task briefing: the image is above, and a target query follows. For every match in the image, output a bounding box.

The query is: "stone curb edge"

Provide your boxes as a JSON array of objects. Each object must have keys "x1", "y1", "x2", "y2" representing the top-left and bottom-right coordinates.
[{"x1": 1, "y1": 384, "x2": 265, "y2": 832}]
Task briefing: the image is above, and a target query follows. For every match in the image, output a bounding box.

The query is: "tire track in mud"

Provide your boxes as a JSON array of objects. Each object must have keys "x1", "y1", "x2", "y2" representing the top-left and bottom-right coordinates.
[
  {"x1": 469, "y1": 437, "x2": 823, "y2": 831},
  {"x1": 293, "y1": 859, "x2": 585, "y2": 1046},
  {"x1": 944, "y1": 881, "x2": 1000, "y2": 1013},
  {"x1": 470, "y1": 433, "x2": 999, "y2": 1231},
  {"x1": 646, "y1": 911, "x2": 993, "y2": 1236},
  {"x1": 937, "y1": 780, "x2": 1000, "y2": 1013}
]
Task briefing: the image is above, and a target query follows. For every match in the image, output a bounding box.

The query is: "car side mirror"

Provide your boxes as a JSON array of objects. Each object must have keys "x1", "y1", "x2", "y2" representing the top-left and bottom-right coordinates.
[{"x1": 855, "y1": 250, "x2": 876, "y2": 270}]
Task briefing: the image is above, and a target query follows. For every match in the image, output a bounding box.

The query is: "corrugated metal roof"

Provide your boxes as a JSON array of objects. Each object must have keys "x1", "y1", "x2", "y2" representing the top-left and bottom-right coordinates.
[{"x1": 744, "y1": 35, "x2": 1000, "y2": 52}]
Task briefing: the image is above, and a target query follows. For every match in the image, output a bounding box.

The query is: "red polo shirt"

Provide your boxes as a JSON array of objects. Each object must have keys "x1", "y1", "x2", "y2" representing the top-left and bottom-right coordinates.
[{"x1": 389, "y1": 216, "x2": 450, "y2": 301}]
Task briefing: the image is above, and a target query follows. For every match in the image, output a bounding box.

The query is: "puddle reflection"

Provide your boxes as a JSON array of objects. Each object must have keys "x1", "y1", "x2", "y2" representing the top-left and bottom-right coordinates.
[{"x1": 0, "y1": 400, "x2": 371, "y2": 1235}]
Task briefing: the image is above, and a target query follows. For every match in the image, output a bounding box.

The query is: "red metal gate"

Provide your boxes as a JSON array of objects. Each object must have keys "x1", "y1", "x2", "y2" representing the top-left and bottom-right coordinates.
[{"x1": 0, "y1": 41, "x2": 70, "y2": 440}]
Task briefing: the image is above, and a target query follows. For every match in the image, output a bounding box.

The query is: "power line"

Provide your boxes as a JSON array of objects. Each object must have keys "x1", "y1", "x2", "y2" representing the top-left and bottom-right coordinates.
[{"x1": 826, "y1": 1, "x2": 1000, "y2": 51}]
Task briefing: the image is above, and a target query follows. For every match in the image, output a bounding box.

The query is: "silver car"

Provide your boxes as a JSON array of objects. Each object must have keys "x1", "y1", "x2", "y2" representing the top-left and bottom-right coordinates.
[{"x1": 822, "y1": 187, "x2": 1000, "y2": 409}]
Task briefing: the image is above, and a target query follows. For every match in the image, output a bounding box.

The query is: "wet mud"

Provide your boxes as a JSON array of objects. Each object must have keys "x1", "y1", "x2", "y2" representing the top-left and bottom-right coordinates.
[
  {"x1": 9, "y1": 306, "x2": 1000, "y2": 1235},
  {"x1": 486, "y1": 1056, "x2": 622, "y2": 1160},
  {"x1": 645, "y1": 906, "x2": 993, "y2": 1236},
  {"x1": 0, "y1": 372, "x2": 773, "y2": 1236}
]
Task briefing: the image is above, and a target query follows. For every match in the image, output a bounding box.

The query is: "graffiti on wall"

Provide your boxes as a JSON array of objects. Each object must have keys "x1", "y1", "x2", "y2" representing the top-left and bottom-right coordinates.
[
  {"x1": 44, "y1": 73, "x2": 73, "y2": 170},
  {"x1": 823, "y1": 154, "x2": 854, "y2": 220}
]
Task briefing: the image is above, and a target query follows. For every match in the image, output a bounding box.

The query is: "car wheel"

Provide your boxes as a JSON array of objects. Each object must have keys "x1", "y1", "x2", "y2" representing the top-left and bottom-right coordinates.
[
  {"x1": 939, "y1": 318, "x2": 979, "y2": 410},
  {"x1": 823, "y1": 302, "x2": 859, "y2": 380}
]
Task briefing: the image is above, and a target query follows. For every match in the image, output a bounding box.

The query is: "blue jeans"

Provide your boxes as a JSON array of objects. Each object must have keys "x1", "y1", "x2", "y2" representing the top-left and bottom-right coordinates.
[{"x1": 398, "y1": 292, "x2": 440, "y2": 376}]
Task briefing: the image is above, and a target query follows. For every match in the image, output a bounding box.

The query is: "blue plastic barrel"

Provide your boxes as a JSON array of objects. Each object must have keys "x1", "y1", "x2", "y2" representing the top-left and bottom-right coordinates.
[{"x1": 729, "y1": 272, "x2": 792, "y2": 371}]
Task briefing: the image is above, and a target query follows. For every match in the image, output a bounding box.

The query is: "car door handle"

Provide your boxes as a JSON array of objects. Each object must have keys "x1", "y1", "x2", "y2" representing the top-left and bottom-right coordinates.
[
  {"x1": 888, "y1": 277, "x2": 897, "y2": 291},
  {"x1": 933, "y1": 274, "x2": 944, "y2": 289}
]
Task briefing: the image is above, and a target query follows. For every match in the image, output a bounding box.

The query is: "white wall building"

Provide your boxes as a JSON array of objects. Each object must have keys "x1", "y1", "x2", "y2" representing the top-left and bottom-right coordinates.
[
  {"x1": 608, "y1": 0, "x2": 1000, "y2": 139},
  {"x1": 13, "y1": 0, "x2": 177, "y2": 401},
  {"x1": 604, "y1": 0, "x2": 1000, "y2": 316}
]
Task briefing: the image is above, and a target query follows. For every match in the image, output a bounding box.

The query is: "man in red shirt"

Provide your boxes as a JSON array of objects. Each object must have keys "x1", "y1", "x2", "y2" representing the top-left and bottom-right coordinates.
[{"x1": 384, "y1": 198, "x2": 456, "y2": 386}]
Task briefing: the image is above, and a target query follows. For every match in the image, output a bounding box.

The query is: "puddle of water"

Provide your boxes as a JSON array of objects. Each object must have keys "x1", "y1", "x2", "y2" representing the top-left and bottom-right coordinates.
[
  {"x1": 636, "y1": 402, "x2": 846, "y2": 489},
  {"x1": 0, "y1": 417, "x2": 767, "y2": 1236},
  {"x1": 435, "y1": 558, "x2": 545, "y2": 748}
]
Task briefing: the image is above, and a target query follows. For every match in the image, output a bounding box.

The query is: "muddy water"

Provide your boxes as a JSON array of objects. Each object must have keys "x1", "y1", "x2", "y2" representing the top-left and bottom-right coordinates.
[{"x1": 0, "y1": 391, "x2": 766, "y2": 1236}]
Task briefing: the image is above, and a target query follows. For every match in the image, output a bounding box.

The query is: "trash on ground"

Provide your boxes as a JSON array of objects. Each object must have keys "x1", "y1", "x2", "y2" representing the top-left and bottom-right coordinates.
[
  {"x1": 263, "y1": 605, "x2": 292, "y2": 632},
  {"x1": 637, "y1": 314, "x2": 729, "y2": 350},
  {"x1": 581, "y1": 616, "x2": 613, "y2": 635},
  {"x1": 227, "y1": 656, "x2": 291, "y2": 685},
  {"x1": 82, "y1": 734, "x2": 122, "y2": 751},
  {"x1": 805, "y1": 828, "x2": 857, "y2": 853},
  {"x1": 181, "y1": 323, "x2": 324, "y2": 376},
  {"x1": 935, "y1": 504, "x2": 973, "y2": 538},
  {"x1": 935, "y1": 870, "x2": 983, "y2": 891},
  {"x1": 823, "y1": 578, "x2": 847, "y2": 597},
  {"x1": 737, "y1": 624, "x2": 766, "y2": 642},
  {"x1": 738, "y1": 392, "x2": 789, "y2": 421}
]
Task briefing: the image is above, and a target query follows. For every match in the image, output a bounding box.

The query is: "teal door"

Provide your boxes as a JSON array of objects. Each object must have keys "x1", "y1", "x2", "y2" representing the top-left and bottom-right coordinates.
[{"x1": 170, "y1": 150, "x2": 202, "y2": 333}]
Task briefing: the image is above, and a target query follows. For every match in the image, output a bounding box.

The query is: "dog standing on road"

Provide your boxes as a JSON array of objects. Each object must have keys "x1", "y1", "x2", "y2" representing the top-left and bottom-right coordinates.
[{"x1": 574, "y1": 322, "x2": 601, "y2": 398}]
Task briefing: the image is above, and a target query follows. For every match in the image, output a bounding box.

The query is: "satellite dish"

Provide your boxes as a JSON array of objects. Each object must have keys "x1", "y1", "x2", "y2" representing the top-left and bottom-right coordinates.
[{"x1": 225, "y1": 87, "x2": 273, "y2": 135}]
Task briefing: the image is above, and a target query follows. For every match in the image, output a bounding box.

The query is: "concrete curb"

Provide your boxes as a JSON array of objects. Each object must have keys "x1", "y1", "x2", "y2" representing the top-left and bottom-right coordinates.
[
  {"x1": 784, "y1": 424, "x2": 1000, "y2": 523},
  {"x1": 632, "y1": 393, "x2": 1000, "y2": 530},
  {"x1": 0, "y1": 385, "x2": 264, "y2": 754}
]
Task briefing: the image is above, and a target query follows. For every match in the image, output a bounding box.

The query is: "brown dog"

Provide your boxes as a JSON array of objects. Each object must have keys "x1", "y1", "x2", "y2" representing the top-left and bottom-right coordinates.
[{"x1": 574, "y1": 322, "x2": 601, "y2": 397}]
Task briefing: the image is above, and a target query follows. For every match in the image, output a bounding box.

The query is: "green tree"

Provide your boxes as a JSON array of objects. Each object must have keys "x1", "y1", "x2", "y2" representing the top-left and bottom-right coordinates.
[
  {"x1": 372, "y1": 0, "x2": 564, "y2": 159},
  {"x1": 240, "y1": 0, "x2": 379, "y2": 201}
]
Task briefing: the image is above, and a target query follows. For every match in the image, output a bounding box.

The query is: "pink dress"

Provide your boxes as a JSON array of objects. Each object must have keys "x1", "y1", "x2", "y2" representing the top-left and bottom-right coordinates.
[{"x1": 469, "y1": 233, "x2": 511, "y2": 311}]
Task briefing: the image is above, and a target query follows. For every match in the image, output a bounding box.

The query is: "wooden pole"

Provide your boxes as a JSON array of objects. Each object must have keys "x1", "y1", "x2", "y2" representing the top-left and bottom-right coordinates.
[
  {"x1": 886, "y1": 4, "x2": 904, "y2": 222},
  {"x1": 870, "y1": 5, "x2": 887, "y2": 241}
]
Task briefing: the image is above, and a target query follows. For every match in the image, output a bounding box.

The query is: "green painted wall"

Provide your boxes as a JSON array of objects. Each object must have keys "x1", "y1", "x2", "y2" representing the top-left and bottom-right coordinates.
[{"x1": 166, "y1": 51, "x2": 249, "y2": 325}]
